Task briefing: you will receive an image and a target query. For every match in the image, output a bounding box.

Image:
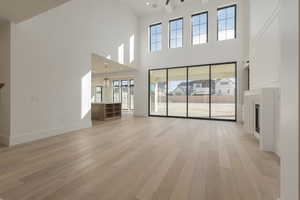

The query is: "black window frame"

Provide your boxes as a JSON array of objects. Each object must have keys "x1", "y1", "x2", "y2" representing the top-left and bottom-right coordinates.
[
  {"x1": 149, "y1": 23, "x2": 162, "y2": 52},
  {"x1": 191, "y1": 11, "x2": 208, "y2": 45},
  {"x1": 217, "y1": 4, "x2": 237, "y2": 41},
  {"x1": 169, "y1": 17, "x2": 184, "y2": 48}
]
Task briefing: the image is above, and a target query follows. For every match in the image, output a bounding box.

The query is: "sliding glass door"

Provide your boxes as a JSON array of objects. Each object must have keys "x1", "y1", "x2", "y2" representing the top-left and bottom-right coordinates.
[
  {"x1": 113, "y1": 81, "x2": 121, "y2": 103},
  {"x1": 130, "y1": 80, "x2": 135, "y2": 110},
  {"x1": 188, "y1": 66, "x2": 210, "y2": 118},
  {"x1": 121, "y1": 80, "x2": 129, "y2": 110},
  {"x1": 211, "y1": 63, "x2": 236, "y2": 120},
  {"x1": 148, "y1": 62, "x2": 237, "y2": 121},
  {"x1": 168, "y1": 68, "x2": 187, "y2": 117},
  {"x1": 149, "y1": 70, "x2": 167, "y2": 116}
]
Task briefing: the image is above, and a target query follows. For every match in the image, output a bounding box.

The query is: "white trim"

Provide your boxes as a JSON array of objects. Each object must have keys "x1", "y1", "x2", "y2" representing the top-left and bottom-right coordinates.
[{"x1": 9, "y1": 120, "x2": 92, "y2": 146}]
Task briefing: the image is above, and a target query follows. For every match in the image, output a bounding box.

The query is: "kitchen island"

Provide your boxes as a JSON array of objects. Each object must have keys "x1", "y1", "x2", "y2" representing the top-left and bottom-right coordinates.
[{"x1": 91, "y1": 103, "x2": 122, "y2": 121}]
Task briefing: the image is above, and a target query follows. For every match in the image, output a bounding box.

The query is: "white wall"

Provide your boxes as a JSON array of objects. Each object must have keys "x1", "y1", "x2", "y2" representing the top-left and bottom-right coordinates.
[
  {"x1": 249, "y1": 0, "x2": 281, "y2": 89},
  {"x1": 250, "y1": 0, "x2": 299, "y2": 199},
  {"x1": 9, "y1": 0, "x2": 139, "y2": 145},
  {"x1": 135, "y1": 0, "x2": 249, "y2": 121},
  {"x1": 279, "y1": 0, "x2": 299, "y2": 199},
  {"x1": 249, "y1": 0, "x2": 281, "y2": 155},
  {"x1": 0, "y1": 22, "x2": 11, "y2": 145}
]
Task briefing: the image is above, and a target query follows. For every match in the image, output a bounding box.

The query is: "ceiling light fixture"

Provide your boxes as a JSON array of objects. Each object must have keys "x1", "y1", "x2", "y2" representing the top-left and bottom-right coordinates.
[
  {"x1": 146, "y1": 1, "x2": 158, "y2": 8},
  {"x1": 166, "y1": 0, "x2": 184, "y2": 6}
]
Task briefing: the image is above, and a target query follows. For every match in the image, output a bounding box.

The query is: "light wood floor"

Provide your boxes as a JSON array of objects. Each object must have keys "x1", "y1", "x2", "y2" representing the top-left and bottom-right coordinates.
[{"x1": 0, "y1": 116, "x2": 280, "y2": 200}]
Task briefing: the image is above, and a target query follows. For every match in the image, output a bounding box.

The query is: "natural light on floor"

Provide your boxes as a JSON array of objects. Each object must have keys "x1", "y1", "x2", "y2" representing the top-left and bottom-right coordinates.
[{"x1": 81, "y1": 70, "x2": 91, "y2": 119}]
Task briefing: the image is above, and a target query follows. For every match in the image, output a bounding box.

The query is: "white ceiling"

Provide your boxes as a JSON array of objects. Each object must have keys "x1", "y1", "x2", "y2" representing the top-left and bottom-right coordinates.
[
  {"x1": 119, "y1": 0, "x2": 200, "y2": 16},
  {"x1": 91, "y1": 53, "x2": 136, "y2": 75},
  {"x1": 0, "y1": 0, "x2": 203, "y2": 22},
  {"x1": 0, "y1": 0, "x2": 71, "y2": 23}
]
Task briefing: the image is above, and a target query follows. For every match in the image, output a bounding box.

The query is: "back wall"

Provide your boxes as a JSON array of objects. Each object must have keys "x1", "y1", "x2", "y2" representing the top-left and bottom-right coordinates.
[{"x1": 135, "y1": 0, "x2": 249, "y2": 122}]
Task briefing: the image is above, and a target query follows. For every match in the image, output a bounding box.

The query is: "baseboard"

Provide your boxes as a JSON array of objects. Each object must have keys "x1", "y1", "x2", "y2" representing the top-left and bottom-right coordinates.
[{"x1": 9, "y1": 120, "x2": 92, "y2": 146}]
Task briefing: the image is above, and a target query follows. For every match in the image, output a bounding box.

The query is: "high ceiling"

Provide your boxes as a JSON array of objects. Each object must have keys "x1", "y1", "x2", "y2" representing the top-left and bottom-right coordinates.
[
  {"x1": 0, "y1": 0, "x2": 71, "y2": 23},
  {"x1": 119, "y1": 0, "x2": 200, "y2": 16},
  {"x1": 0, "y1": 0, "x2": 204, "y2": 22}
]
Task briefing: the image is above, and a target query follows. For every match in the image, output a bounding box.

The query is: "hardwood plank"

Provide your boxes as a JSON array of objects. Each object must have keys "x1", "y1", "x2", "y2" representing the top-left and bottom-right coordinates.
[{"x1": 0, "y1": 116, "x2": 280, "y2": 200}]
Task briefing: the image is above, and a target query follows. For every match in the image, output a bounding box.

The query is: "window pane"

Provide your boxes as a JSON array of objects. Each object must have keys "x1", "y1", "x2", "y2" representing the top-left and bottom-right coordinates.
[
  {"x1": 122, "y1": 80, "x2": 128, "y2": 86},
  {"x1": 113, "y1": 87, "x2": 121, "y2": 102},
  {"x1": 192, "y1": 13, "x2": 207, "y2": 45},
  {"x1": 227, "y1": 7, "x2": 235, "y2": 18},
  {"x1": 150, "y1": 24, "x2": 162, "y2": 52},
  {"x1": 192, "y1": 15, "x2": 200, "y2": 25},
  {"x1": 113, "y1": 81, "x2": 120, "y2": 87},
  {"x1": 218, "y1": 5, "x2": 236, "y2": 41},
  {"x1": 193, "y1": 26, "x2": 200, "y2": 36},
  {"x1": 218, "y1": 31, "x2": 226, "y2": 41},
  {"x1": 176, "y1": 38, "x2": 182, "y2": 48},
  {"x1": 150, "y1": 70, "x2": 167, "y2": 115},
  {"x1": 170, "y1": 30, "x2": 176, "y2": 40},
  {"x1": 218, "y1": 9, "x2": 226, "y2": 20},
  {"x1": 122, "y1": 85, "x2": 129, "y2": 109},
  {"x1": 156, "y1": 25, "x2": 161, "y2": 33},
  {"x1": 169, "y1": 18, "x2": 183, "y2": 48},
  {"x1": 130, "y1": 85, "x2": 134, "y2": 110},
  {"x1": 200, "y1": 24, "x2": 206, "y2": 34},
  {"x1": 177, "y1": 19, "x2": 183, "y2": 29},
  {"x1": 200, "y1": 14, "x2": 207, "y2": 24},
  {"x1": 193, "y1": 35, "x2": 200, "y2": 45},
  {"x1": 95, "y1": 86, "x2": 102, "y2": 103},
  {"x1": 170, "y1": 21, "x2": 177, "y2": 31},
  {"x1": 168, "y1": 68, "x2": 187, "y2": 117},
  {"x1": 188, "y1": 66, "x2": 210, "y2": 118},
  {"x1": 200, "y1": 34, "x2": 207, "y2": 43},
  {"x1": 157, "y1": 34, "x2": 162, "y2": 42},
  {"x1": 218, "y1": 20, "x2": 226, "y2": 31},
  {"x1": 211, "y1": 63, "x2": 236, "y2": 120},
  {"x1": 170, "y1": 39, "x2": 176, "y2": 48},
  {"x1": 226, "y1": 18, "x2": 235, "y2": 30},
  {"x1": 177, "y1": 31, "x2": 183, "y2": 39}
]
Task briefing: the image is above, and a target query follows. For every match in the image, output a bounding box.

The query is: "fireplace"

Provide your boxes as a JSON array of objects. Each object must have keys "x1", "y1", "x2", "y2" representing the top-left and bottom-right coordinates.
[
  {"x1": 255, "y1": 104, "x2": 260, "y2": 134},
  {"x1": 244, "y1": 88, "x2": 279, "y2": 153}
]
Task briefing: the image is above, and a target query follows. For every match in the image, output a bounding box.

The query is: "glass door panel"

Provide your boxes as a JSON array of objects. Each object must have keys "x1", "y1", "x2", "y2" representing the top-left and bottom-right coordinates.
[
  {"x1": 211, "y1": 63, "x2": 236, "y2": 120},
  {"x1": 168, "y1": 68, "x2": 187, "y2": 117},
  {"x1": 121, "y1": 80, "x2": 129, "y2": 110},
  {"x1": 130, "y1": 80, "x2": 134, "y2": 110},
  {"x1": 95, "y1": 86, "x2": 103, "y2": 103},
  {"x1": 188, "y1": 66, "x2": 210, "y2": 118},
  {"x1": 113, "y1": 81, "x2": 121, "y2": 103},
  {"x1": 150, "y1": 70, "x2": 167, "y2": 116}
]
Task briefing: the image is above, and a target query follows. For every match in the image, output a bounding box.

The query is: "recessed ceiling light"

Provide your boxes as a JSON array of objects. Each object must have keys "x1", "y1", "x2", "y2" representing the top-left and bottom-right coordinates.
[{"x1": 146, "y1": 2, "x2": 150, "y2": 6}]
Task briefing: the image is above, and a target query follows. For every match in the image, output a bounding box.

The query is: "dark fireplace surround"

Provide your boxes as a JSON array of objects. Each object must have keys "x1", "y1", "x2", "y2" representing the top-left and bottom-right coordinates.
[{"x1": 255, "y1": 104, "x2": 260, "y2": 134}]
